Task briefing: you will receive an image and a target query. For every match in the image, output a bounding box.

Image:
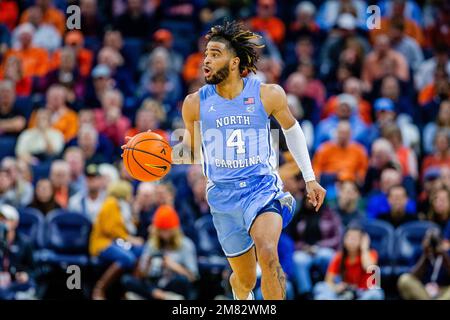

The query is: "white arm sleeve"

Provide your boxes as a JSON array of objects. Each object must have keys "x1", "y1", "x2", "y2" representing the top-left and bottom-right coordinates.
[{"x1": 282, "y1": 121, "x2": 316, "y2": 182}]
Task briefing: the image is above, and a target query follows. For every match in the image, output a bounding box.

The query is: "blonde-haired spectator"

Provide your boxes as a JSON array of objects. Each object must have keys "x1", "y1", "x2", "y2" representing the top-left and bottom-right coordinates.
[
  {"x1": 122, "y1": 205, "x2": 198, "y2": 300},
  {"x1": 89, "y1": 180, "x2": 144, "y2": 300}
]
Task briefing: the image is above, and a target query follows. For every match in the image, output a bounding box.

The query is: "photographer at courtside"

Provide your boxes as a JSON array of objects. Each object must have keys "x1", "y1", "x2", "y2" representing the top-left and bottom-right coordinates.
[{"x1": 397, "y1": 228, "x2": 450, "y2": 300}]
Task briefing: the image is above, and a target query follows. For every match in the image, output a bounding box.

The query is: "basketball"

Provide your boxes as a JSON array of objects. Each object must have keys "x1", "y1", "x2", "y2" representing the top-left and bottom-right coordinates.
[{"x1": 123, "y1": 132, "x2": 172, "y2": 182}]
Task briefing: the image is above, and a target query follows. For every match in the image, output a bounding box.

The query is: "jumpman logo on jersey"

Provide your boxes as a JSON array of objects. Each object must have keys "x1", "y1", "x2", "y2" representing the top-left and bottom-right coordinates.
[{"x1": 209, "y1": 105, "x2": 216, "y2": 112}]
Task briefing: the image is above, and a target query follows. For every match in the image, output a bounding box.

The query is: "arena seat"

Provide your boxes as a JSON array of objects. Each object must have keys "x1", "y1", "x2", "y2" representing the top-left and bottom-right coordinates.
[
  {"x1": 31, "y1": 161, "x2": 52, "y2": 184},
  {"x1": 360, "y1": 219, "x2": 395, "y2": 276},
  {"x1": 18, "y1": 207, "x2": 45, "y2": 248},
  {"x1": 35, "y1": 210, "x2": 92, "y2": 267},
  {"x1": 0, "y1": 136, "x2": 17, "y2": 160},
  {"x1": 15, "y1": 96, "x2": 33, "y2": 121},
  {"x1": 392, "y1": 221, "x2": 440, "y2": 275},
  {"x1": 122, "y1": 37, "x2": 144, "y2": 77},
  {"x1": 194, "y1": 215, "x2": 227, "y2": 273}
]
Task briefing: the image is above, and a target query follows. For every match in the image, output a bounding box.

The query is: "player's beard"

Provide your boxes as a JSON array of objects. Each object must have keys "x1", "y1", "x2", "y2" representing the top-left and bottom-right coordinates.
[{"x1": 205, "y1": 64, "x2": 230, "y2": 84}]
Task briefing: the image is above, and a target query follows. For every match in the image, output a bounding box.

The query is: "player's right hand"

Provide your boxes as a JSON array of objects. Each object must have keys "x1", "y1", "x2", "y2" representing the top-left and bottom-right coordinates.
[
  {"x1": 120, "y1": 136, "x2": 132, "y2": 158},
  {"x1": 306, "y1": 180, "x2": 326, "y2": 212}
]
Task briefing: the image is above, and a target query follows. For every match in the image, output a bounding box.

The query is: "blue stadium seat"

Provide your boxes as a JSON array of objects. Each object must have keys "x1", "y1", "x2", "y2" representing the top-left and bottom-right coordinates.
[
  {"x1": 360, "y1": 219, "x2": 395, "y2": 276},
  {"x1": 393, "y1": 221, "x2": 440, "y2": 275},
  {"x1": 122, "y1": 37, "x2": 144, "y2": 76},
  {"x1": 15, "y1": 97, "x2": 33, "y2": 121},
  {"x1": 31, "y1": 161, "x2": 52, "y2": 184},
  {"x1": 83, "y1": 36, "x2": 101, "y2": 53},
  {"x1": 18, "y1": 207, "x2": 45, "y2": 248},
  {"x1": 0, "y1": 136, "x2": 17, "y2": 160},
  {"x1": 194, "y1": 215, "x2": 227, "y2": 273},
  {"x1": 35, "y1": 210, "x2": 92, "y2": 267}
]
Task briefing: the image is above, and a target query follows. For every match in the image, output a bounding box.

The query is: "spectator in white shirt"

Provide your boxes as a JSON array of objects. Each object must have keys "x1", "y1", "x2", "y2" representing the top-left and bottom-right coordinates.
[
  {"x1": 415, "y1": 45, "x2": 450, "y2": 90},
  {"x1": 13, "y1": 7, "x2": 61, "y2": 52},
  {"x1": 68, "y1": 164, "x2": 106, "y2": 222},
  {"x1": 15, "y1": 108, "x2": 64, "y2": 165}
]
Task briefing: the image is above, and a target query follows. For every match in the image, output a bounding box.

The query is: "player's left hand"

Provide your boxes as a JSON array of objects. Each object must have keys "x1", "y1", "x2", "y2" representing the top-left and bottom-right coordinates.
[{"x1": 305, "y1": 180, "x2": 326, "y2": 212}]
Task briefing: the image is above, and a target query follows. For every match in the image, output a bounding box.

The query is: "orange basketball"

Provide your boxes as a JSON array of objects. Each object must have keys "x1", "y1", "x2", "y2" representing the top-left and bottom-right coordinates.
[{"x1": 123, "y1": 132, "x2": 172, "y2": 182}]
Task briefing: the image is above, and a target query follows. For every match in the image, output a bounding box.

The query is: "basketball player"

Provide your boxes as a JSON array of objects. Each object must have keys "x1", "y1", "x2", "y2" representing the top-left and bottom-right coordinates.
[{"x1": 124, "y1": 21, "x2": 326, "y2": 300}]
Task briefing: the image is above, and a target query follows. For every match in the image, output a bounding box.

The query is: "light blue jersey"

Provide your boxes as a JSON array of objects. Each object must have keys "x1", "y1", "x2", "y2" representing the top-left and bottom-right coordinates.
[
  {"x1": 198, "y1": 77, "x2": 296, "y2": 258},
  {"x1": 199, "y1": 77, "x2": 277, "y2": 184}
]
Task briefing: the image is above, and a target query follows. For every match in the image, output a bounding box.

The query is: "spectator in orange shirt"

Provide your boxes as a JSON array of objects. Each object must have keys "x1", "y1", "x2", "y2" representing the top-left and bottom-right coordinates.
[
  {"x1": 313, "y1": 121, "x2": 369, "y2": 186},
  {"x1": 0, "y1": 0, "x2": 19, "y2": 31},
  {"x1": 313, "y1": 224, "x2": 384, "y2": 300},
  {"x1": 1, "y1": 23, "x2": 50, "y2": 78},
  {"x1": 0, "y1": 55, "x2": 33, "y2": 96},
  {"x1": 249, "y1": 0, "x2": 285, "y2": 46},
  {"x1": 51, "y1": 31, "x2": 94, "y2": 78},
  {"x1": 322, "y1": 77, "x2": 372, "y2": 125},
  {"x1": 20, "y1": 0, "x2": 66, "y2": 35},
  {"x1": 362, "y1": 34, "x2": 409, "y2": 92},
  {"x1": 421, "y1": 130, "x2": 450, "y2": 182},
  {"x1": 28, "y1": 84, "x2": 79, "y2": 142},
  {"x1": 418, "y1": 66, "x2": 448, "y2": 107},
  {"x1": 424, "y1": 2, "x2": 450, "y2": 50}
]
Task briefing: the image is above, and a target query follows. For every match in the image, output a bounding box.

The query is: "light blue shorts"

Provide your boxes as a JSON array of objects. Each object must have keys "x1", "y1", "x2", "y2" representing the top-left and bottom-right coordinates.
[{"x1": 206, "y1": 174, "x2": 296, "y2": 258}]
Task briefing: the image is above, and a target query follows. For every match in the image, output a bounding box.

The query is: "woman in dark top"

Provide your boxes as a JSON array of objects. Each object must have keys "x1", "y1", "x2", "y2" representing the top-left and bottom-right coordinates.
[
  {"x1": 288, "y1": 199, "x2": 342, "y2": 296},
  {"x1": 28, "y1": 178, "x2": 60, "y2": 215}
]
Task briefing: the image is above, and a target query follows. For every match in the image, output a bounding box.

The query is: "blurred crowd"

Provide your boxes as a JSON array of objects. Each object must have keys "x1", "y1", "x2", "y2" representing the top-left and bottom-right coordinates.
[{"x1": 0, "y1": 0, "x2": 449, "y2": 300}]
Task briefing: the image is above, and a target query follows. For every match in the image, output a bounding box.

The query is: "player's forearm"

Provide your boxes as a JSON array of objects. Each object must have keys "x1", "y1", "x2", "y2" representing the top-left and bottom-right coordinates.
[{"x1": 282, "y1": 121, "x2": 315, "y2": 182}]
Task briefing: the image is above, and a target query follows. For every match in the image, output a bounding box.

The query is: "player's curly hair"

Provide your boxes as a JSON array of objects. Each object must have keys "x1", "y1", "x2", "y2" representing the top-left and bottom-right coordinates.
[{"x1": 205, "y1": 20, "x2": 264, "y2": 75}]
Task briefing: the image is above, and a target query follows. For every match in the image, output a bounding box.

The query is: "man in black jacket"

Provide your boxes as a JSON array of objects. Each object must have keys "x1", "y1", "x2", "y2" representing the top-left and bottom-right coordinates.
[{"x1": 0, "y1": 204, "x2": 36, "y2": 300}]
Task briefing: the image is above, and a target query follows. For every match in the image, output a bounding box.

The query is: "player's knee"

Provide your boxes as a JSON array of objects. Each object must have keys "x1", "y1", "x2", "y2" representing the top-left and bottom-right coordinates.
[
  {"x1": 256, "y1": 243, "x2": 278, "y2": 269},
  {"x1": 233, "y1": 272, "x2": 256, "y2": 291},
  {"x1": 230, "y1": 272, "x2": 256, "y2": 291}
]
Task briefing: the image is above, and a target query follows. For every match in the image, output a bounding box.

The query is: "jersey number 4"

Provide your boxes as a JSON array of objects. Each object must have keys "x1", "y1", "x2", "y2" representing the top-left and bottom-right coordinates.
[{"x1": 226, "y1": 129, "x2": 245, "y2": 154}]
